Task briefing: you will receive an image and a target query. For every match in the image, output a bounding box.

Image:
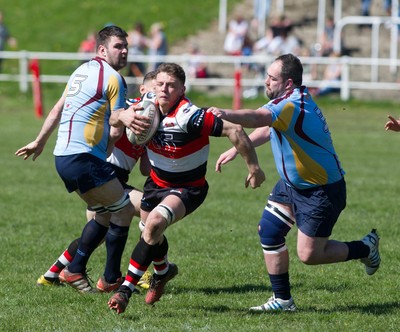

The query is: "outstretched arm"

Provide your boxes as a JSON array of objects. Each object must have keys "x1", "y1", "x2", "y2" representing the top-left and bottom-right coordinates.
[
  {"x1": 221, "y1": 119, "x2": 265, "y2": 189},
  {"x1": 208, "y1": 106, "x2": 273, "y2": 128},
  {"x1": 384, "y1": 115, "x2": 400, "y2": 132},
  {"x1": 216, "y1": 126, "x2": 271, "y2": 172},
  {"x1": 15, "y1": 95, "x2": 65, "y2": 161}
]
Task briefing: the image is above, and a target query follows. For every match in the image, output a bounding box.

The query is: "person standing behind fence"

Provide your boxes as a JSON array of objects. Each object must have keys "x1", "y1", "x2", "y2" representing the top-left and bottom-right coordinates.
[
  {"x1": 127, "y1": 21, "x2": 148, "y2": 77},
  {"x1": 223, "y1": 14, "x2": 249, "y2": 56},
  {"x1": 253, "y1": 0, "x2": 271, "y2": 38},
  {"x1": 0, "y1": 10, "x2": 17, "y2": 72},
  {"x1": 147, "y1": 22, "x2": 167, "y2": 71}
]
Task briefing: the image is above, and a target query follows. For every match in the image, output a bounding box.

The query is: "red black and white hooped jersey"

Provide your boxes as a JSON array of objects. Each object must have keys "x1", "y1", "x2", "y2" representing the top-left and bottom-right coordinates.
[
  {"x1": 107, "y1": 131, "x2": 146, "y2": 173},
  {"x1": 146, "y1": 96, "x2": 223, "y2": 188},
  {"x1": 106, "y1": 97, "x2": 145, "y2": 172}
]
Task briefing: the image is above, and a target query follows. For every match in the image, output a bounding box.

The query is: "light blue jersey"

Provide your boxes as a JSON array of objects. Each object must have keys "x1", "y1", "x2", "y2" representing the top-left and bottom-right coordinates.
[
  {"x1": 265, "y1": 86, "x2": 344, "y2": 190},
  {"x1": 54, "y1": 57, "x2": 127, "y2": 160}
]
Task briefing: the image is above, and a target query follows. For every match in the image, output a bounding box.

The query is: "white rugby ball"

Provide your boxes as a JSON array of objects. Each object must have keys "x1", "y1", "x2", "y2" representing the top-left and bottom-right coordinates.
[{"x1": 126, "y1": 92, "x2": 160, "y2": 145}]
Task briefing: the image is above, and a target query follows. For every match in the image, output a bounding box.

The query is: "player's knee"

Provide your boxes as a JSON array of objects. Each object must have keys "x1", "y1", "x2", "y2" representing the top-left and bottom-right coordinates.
[
  {"x1": 90, "y1": 204, "x2": 108, "y2": 214},
  {"x1": 297, "y1": 246, "x2": 320, "y2": 265},
  {"x1": 106, "y1": 193, "x2": 131, "y2": 213},
  {"x1": 153, "y1": 204, "x2": 175, "y2": 226},
  {"x1": 144, "y1": 204, "x2": 175, "y2": 241},
  {"x1": 258, "y1": 202, "x2": 294, "y2": 254}
]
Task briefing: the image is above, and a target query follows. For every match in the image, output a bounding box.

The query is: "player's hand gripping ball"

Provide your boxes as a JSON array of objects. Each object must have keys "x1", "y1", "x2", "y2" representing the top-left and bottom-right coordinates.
[{"x1": 126, "y1": 92, "x2": 160, "y2": 145}]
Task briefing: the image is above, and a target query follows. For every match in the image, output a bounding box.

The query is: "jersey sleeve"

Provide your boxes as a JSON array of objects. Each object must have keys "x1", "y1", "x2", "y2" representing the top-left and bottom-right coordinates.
[
  {"x1": 107, "y1": 74, "x2": 127, "y2": 111},
  {"x1": 187, "y1": 108, "x2": 223, "y2": 137}
]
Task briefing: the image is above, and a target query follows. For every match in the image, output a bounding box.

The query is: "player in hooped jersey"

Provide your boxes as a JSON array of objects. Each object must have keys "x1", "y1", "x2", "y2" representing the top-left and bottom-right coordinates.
[
  {"x1": 209, "y1": 54, "x2": 381, "y2": 312},
  {"x1": 107, "y1": 63, "x2": 266, "y2": 314}
]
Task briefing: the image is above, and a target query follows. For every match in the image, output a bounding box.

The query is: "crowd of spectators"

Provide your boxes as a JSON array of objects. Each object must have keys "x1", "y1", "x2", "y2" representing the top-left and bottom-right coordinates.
[
  {"x1": 3, "y1": 1, "x2": 396, "y2": 96},
  {"x1": 224, "y1": 1, "x2": 397, "y2": 99}
]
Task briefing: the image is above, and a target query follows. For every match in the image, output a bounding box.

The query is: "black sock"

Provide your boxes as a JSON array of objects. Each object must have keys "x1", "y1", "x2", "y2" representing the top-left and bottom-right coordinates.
[
  {"x1": 68, "y1": 219, "x2": 108, "y2": 273},
  {"x1": 344, "y1": 240, "x2": 370, "y2": 261},
  {"x1": 269, "y1": 272, "x2": 291, "y2": 300},
  {"x1": 104, "y1": 223, "x2": 129, "y2": 282}
]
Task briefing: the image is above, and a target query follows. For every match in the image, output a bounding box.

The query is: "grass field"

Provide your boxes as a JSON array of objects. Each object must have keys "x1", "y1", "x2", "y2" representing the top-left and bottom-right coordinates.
[
  {"x1": 1, "y1": 95, "x2": 400, "y2": 331},
  {"x1": 1, "y1": 1, "x2": 400, "y2": 330}
]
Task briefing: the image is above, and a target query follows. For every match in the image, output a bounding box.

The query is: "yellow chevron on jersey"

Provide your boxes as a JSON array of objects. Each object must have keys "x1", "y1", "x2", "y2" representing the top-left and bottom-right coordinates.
[
  {"x1": 267, "y1": 86, "x2": 344, "y2": 189},
  {"x1": 54, "y1": 57, "x2": 127, "y2": 160}
]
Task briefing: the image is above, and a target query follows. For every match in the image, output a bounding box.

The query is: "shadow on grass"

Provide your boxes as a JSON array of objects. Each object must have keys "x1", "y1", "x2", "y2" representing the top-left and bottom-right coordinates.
[{"x1": 302, "y1": 301, "x2": 400, "y2": 316}]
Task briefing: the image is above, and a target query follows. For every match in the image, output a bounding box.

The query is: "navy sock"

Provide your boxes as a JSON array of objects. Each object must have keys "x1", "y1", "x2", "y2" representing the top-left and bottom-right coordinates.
[
  {"x1": 103, "y1": 223, "x2": 129, "y2": 283},
  {"x1": 68, "y1": 219, "x2": 108, "y2": 273},
  {"x1": 344, "y1": 240, "x2": 370, "y2": 261},
  {"x1": 269, "y1": 272, "x2": 291, "y2": 300}
]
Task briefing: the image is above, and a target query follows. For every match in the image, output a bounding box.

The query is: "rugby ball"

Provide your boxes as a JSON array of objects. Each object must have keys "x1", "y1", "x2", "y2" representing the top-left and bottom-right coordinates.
[{"x1": 125, "y1": 92, "x2": 160, "y2": 145}]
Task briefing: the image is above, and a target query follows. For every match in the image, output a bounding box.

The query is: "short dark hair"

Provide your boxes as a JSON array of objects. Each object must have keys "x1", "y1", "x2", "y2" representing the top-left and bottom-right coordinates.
[
  {"x1": 156, "y1": 63, "x2": 186, "y2": 85},
  {"x1": 275, "y1": 53, "x2": 303, "y2": 87},
  {"x1": 143, "y1": 70, "x2": 157, "y2": 84},
  {"x1": 96, "y1": 25, "x2": 128, "y2": 49}
]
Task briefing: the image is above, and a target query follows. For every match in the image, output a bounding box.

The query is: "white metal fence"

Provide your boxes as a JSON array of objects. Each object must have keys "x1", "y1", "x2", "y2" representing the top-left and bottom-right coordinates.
[{"x1": 1, "y1": 50, "x2": 400, "y2": 101}]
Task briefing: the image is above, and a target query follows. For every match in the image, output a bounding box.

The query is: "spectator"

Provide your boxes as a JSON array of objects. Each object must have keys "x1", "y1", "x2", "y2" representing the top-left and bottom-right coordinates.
[
  {"x1": 361, "y1": 0, "x2": 372, "y2": 17},
  {"x1": 383, "y1": 0, "x2": 398, "y2": 15},
  {"x1": 78, "y1": 31, "x2": 96, "y2": 64},
  {"x1": 0, "y1": 10, "x2": 17, "y2": 72},
  {"x1": 127, "y1": 22, "x2": 148, "y2": 77},
  {"x1": 242, "y1": 28, "x2": 273, "y2": 99},
  {"x1": 252, "y1": 27, "x2": 274, "y2": 55},
  {"x1": 252, "y1": 0, "x2": 271, "y2": 38},
  {"x1": 314, "y1": 15, "x2": 344, "y2": 57},
  {"x1": 79, "y1": 31, "x2": 96, "y2": 54},
  {"x1": 358, "y1": 0, "x2": 373, "y2": 29},
  {"x1": 187, "y1": 43, "x2": 208, "y2": 79},
  {"x1": 267, "y1": 24, "x2": 301, "y2": 57},
  {"x1": 269, "y1": 14, "x2": 293, "y2": 39},
  {"x1": 147, "y1": 22, "x2": 168, "y2": 71},
  {"x1": 223, "y1": 14, "x2": 249, "y2": 56},
  {"x1": 312, "y1": 51, "x2": 342, "y2": 97},
  {"x1": 383, "y1": 1, "x2": 400, "y2": 31}
]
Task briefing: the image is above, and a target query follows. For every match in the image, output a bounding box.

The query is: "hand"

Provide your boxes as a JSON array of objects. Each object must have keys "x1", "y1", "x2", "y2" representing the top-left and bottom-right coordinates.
[
  {"x1": 384, "y1": 115, "x2": 400, "y2": 132},
  {"x1": 245, "y1": 168, "x2": 266, "y2": 189},
  {"x1": 215, "y1": 147, "x2": 238, "y2": 172},
  {"x1": 15, "y1": 141, "x2": 43, "y2": 161},
  {"x1": 118, "y1": 104, "x2": 151, "y2": 135},
  {"x1": 207, "y1": 106, "x2": 225, "y2": 118}
]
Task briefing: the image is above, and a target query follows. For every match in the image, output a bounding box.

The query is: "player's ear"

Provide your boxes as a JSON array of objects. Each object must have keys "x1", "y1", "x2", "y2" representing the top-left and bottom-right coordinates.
[
  {"x1": 285, "y1": 78, "x2": 293, "y2": 90},
  {"x1": 98, "y1": 45, "x2": 106, "y2": 57}
]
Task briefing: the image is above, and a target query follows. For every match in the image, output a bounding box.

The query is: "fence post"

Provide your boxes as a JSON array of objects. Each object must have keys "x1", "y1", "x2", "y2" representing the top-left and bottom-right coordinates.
[
  {"x1": 340, "y1": 56, "x2": 350, "y2": 101},
  {"x1": 29, "y1": 59, "x2": 43, "y2": 118},
  {"x1": 19, "y1": 50, "x2": 29, "y2": 93},
  {"x1": 233, "y1": 66, "x2": 241, "y2": 110}
]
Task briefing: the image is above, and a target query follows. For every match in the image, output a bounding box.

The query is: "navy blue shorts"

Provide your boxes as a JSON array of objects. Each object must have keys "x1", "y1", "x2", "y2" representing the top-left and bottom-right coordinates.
[
  {"x1": 140, "y1": 177, "x2": 209, "y2": 217},
  {"x1": 55, "y1": 154, "x2": 117, "y2": 194},
  {"x1": 269, "y1": 178, "x2": 346, "y2": 237}
]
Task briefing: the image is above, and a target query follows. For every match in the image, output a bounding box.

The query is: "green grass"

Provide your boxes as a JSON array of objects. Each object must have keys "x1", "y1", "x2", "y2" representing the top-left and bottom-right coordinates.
[
  {"x1": 1, "y1": 96, "x2": 400, "y2": 331},
  {"x1": 1, "y1": 1, "x2": 400, "y2": 331}
]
